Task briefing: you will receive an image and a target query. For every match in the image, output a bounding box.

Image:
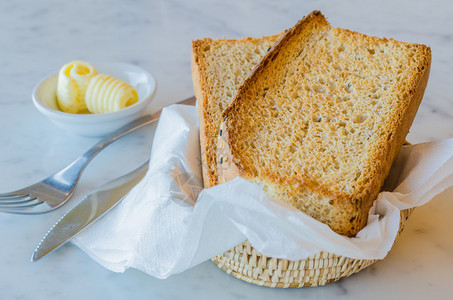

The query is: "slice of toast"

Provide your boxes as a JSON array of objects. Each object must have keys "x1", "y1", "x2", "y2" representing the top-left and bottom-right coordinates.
[
  {"x1": 220, "y1": 11, "x2": 431, "y2": 236},
  {"x1": 192, "y1": 34, "x2": 282, "y2": 188}
]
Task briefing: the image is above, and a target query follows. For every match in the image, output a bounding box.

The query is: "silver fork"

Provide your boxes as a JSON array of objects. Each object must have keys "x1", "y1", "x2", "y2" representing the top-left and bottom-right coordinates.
[{"x1": 0, "y1": 96, "x2": 196, "y2": 214}]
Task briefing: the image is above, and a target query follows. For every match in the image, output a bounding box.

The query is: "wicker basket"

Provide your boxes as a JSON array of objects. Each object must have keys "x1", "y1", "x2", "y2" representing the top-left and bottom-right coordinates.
[{"x1": 212, "y1": 208, "x2": 413, "y2": 288}]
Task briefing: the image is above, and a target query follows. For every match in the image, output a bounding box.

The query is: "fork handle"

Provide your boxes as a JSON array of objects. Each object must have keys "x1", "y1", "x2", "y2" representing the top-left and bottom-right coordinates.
[{"x1": 55, "y1": 96, "x2": 196, "y2": 189}]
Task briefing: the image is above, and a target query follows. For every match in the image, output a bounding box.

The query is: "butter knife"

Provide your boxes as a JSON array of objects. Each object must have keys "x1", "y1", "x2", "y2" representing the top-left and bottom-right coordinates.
[
  {"x1": 32, "y1": 96, "x2": 196, "y2": 261},
  {"x1": 32, "y1": 161, "x2": 149, "y2": 261}
]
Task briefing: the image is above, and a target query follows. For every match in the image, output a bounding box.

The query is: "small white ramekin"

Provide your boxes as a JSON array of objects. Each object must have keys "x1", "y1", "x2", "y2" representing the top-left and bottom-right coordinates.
[{"x1": 32, "y1": 62, "x2": 157, "y2": 137}]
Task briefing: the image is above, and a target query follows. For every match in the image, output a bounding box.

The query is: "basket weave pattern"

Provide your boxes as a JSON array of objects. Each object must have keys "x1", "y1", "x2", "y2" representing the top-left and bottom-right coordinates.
[{"x1": 212, "y1": 208, "x2": 413, "y2": 288}]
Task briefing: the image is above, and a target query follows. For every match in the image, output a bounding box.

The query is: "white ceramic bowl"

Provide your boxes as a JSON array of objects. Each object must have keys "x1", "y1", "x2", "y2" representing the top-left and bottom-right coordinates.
[{"x1": 32, "y1": 62, "x2": 157, "y2": 137}]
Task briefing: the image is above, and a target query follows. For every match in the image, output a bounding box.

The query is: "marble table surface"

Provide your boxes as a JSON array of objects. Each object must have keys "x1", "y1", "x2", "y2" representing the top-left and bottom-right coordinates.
[{"x1": 0, "y1": 0, "x2": 452, "y2": 299}]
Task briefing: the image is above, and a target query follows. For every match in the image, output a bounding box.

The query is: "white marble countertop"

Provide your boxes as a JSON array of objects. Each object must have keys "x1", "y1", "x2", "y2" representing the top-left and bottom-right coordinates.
[{"x1": 0, "y1": 0, "x2": 452, "y2": 299}]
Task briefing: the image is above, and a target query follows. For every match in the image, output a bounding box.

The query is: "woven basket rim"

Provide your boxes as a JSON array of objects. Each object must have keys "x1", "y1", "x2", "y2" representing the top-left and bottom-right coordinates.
[{"x1": 212, "y1": 208, "x2": 413, "y2": 288}]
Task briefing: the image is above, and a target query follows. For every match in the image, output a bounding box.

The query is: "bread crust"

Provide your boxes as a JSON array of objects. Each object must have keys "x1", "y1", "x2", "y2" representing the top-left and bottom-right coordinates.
[
  {"x1": 222, "y1": 11, "x2": 431, "y2": 236},
  {"x1": 192, "y1": 35, "x2": 282, "y2": 188},
  {"x1": 191, "y1": 39, "x2": 212, "y2": 188}
]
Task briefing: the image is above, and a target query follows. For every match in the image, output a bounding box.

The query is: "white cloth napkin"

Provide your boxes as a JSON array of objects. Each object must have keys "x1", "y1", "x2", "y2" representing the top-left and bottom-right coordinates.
[{"x1": 72, "y1": 104, "x2": 453, "y2": 279}]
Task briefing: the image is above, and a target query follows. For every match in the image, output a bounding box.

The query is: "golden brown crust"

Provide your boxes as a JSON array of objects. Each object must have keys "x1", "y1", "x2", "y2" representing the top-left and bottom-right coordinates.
[
  {"x1": 357, "y1": 45, "x2": 431, "y2": 230},
  {"x1": 191, "y1": 35, "x2": 282, "y2": 188},
  {"x1": 222, "y1": 11, "x2": 431, "y2": 236},
  {"x1": 223, "y1": 11, "x2": 334, "y2": 197},
  {"x1": 191, "y1": 39, "x2": 212, "y2": 188}
]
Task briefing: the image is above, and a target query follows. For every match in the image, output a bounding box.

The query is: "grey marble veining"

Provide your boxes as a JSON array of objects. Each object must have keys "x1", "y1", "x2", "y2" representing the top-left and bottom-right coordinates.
[{"x1": 0, "y1": 0, "x2": 452, "y2": 299}]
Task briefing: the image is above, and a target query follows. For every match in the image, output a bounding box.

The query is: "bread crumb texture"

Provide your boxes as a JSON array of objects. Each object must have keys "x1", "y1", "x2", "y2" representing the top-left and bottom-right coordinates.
[
  {"x1": 192, "y1": 35, "x2": 281, "y2": 188},
  {"x1": 223, "y1": 11, "x2": 431, "y2": 236}
]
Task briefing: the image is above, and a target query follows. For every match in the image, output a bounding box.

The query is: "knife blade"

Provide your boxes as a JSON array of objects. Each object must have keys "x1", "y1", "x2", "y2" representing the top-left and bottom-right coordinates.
[
  {"x1": 31, "y1": 96, "x2": 197, "y2": 261},
  {"x1": 32, "y1": 160, "x2": 149, "y2": 261}
]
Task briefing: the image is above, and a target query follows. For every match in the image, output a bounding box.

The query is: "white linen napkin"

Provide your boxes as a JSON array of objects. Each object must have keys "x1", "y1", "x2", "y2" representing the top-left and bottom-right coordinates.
[{"x1": 72, "y1": 104, "x2": 453, "y2": 279}]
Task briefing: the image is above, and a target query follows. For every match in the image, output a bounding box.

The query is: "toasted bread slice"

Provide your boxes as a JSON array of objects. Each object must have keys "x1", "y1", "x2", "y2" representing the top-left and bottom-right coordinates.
[
  {"x1": 192, "y1": 34, "x2": 282, "y2": 188},
  {"x1": 220, "y1": 11, "x2": 431, "y2": 236}
]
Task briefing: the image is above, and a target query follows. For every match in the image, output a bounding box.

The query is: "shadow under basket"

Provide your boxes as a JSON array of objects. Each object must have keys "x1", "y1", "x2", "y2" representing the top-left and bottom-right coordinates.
[{"x1": 212, "y1": 208, "x2": 413, "y2": 288}]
